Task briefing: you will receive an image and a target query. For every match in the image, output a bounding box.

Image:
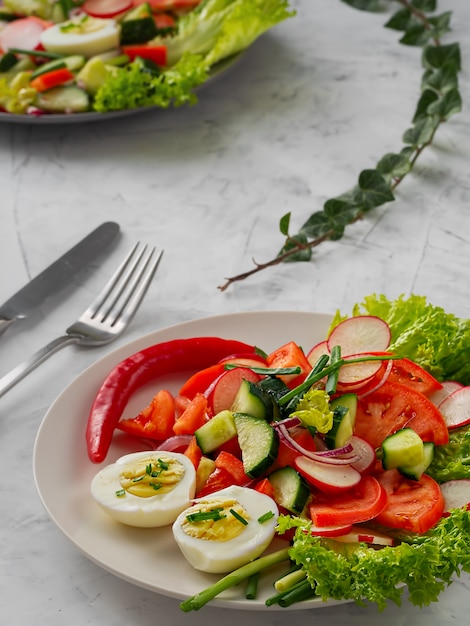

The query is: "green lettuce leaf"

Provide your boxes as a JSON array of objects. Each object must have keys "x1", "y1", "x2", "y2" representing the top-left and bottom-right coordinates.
[
  {"x1": 278, "y1": 507, "x2": 470, "y2": 610},
  {"x1": 330, "y1": 293, "x2": 470, "y2": 385},
  {"x1": 151, "y1": 0, "x2": 295, "y2": 67}
]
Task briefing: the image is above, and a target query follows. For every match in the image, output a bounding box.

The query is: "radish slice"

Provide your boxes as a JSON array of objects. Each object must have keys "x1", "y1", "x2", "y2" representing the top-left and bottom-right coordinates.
[
  {"x1": 438, "y1": 386, "x2": 470, "y2": 430},
  {"x1": 327, "y1": 315, "x2": 391, "y2": 357},
  {"x1": 344, "y1": 436, "x2": 376, "y2": 473},
  {"x1": 294, "y1": 454, "x2": 362, "y2": 494},
  {"x1": 205, "y1": 367, "x2": 261, "y2": 415},
  {"x1": 357, "y1": 358, "x2": 394, "y2": 399},
  {"x1": 429, "y1": 380, "x2": 464, "y2": 408},
  {"x1": 306, "y1": 340, "x2": 330, "y2": 367},
  {"x1": 0, "y1": 16, "x2": 49, "y2": 52},
  {"x1": 336, "y1": 352, "x2": 384, "y2": 387},
  {"x1": 307, "y1": 522, "x2": 353, "y2": 538},
  {"x1": 333, "y1": 525, "x2": 394, "y2": 546},
  {"x1": 440, "y1": 479, "x2": 470, "y2": 512}
]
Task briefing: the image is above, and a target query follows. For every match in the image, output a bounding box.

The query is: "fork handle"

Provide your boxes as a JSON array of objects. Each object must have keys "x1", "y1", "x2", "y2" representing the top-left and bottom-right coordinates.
[
  {"x1": 0, "y1": 317, "x2": 16, "y2": 336},
  {"x1": 0, "y1": 334, "x2": 80, "y2": 398}
]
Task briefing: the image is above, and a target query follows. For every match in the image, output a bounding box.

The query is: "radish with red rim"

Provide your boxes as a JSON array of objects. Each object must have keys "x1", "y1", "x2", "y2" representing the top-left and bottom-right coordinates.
[
  {"x1": 440, "y1": 479, "x2": 470, "y2": 513},
  {"x1": 332, "y1": 525, "x2": 394, "y2": 546},
  {"x1": 429, "y1": 380, "x2": 464, "y2": 408},
  {"x1": 327, "y1": 315, "x2": 391, "y2": 357},
  {"x1": 294, "y1": 454, "x2": 362, "y2": 494},
  {"x1": 438, "y1": 386, "x2": 470, "y2": 430}
]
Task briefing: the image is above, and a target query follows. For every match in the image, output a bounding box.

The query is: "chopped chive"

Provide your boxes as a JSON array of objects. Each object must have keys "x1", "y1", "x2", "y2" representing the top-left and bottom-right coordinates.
[
  {"x1": 115, "y1": 489, "x2": 126, "y2": 497},
  {"x1": 224, "y1": 364, "x2": 301, "y2": 376},
  {"x1": 132, "y1": 475, "x2": 145, "y2": 482},
  {"x1": 230, "y1": 509, "x2": 249, "y2": 525},
  {"x1": 245, "y1": 572, "x2": 259, "y2": 599},
  {"x1": 145, "y1": 463, "x2": 152, "y2": 475},
  {"x1": 150, "y1": 482, "x2": 162, "y2": 490},
  {"x1": 186, "y1": 509, "x2": 226, "y2": 522},
  {"x1": 257, "y1": 511, "x2": 275, "y2": 524},
  {"x1": 157, "y1": 458, "x2": 169, "y2": 470}
]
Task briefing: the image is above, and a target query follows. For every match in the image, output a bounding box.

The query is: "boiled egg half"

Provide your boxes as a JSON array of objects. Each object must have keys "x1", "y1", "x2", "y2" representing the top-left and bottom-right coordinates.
[
  {"x1": 40, "y1": 15, "x2": 120, "y2": 57},
  {"x1": 90, "y1": 451, "x2": 196, "y2": 528},
  {"x1": 172, "y1": 485, "x2": 279, "y2": 574}
]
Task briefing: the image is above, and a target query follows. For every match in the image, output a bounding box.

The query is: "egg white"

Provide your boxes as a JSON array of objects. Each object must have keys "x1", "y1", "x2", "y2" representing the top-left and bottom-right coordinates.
[
  {"x1": 40, "y1": 17, "x2": 120, "y2": 57},
  {"x1": 90, "y1": 451, "x2": 196, "y2": 528},
  {"x1": 172, "y1": 485, "x2": 279, "y2": 574}
]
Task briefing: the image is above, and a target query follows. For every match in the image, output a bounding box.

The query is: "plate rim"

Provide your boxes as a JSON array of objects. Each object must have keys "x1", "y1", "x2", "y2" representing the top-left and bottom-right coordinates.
[{"x1": 33, "y1": 309, "x2": 342, "y2": 611}]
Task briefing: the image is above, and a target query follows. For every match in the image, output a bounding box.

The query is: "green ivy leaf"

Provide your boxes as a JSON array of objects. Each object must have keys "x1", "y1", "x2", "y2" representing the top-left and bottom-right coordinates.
[
  {"x1": 353, "y1": 170, "x2": 395, "y2": 211},
  {"x1": 411, "y1": 0, "x2": 437, "y2": 11},
  {"x1": 402, "y1": 116, "x2": 437, "y2": 147},
  {"x1": 400, "y1": 22, "x2": 432, "y2": 46},
  {"x1": 422, "y1": 66, "x2": 459, "y2": 93},
  {"x1": 279, "y1": 212, "x2": 291, "y2": 236},
  {"x1": 385, "y1": 8, "x2": 413, "y2": 32},
  {"x1": 323, "y1": 198, "x2": 360, "y2": 239},
  {"x1": 376, "y1": 153, "x2": 411, "y2": 181},
  {"x1": 428, "y1": 12, "x2": 452, "y2": 39},
  {"x1": 340, "y1": 0, "x2": 379, "y2": 11},
  {"x1": 422, "y1": 42, "x2": 461, "y2": 71},
  {"x1": 299, "y1": 211, "x2": 333, "y2": 239},
  {"x1": 279, "y1": 233, "x2": 312, "y2": 262},
  {"x1": 427, "y1": 87, "x2": 462, "y2": 120},
  {"x1": 413, "y1": 89, "x2": 439, "y2": 122}
]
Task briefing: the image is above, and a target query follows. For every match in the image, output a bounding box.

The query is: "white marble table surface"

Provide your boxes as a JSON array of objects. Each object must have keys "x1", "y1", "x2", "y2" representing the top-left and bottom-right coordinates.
[{"x1": 1, "y1": 0, "x2": 469, "y2": 624}]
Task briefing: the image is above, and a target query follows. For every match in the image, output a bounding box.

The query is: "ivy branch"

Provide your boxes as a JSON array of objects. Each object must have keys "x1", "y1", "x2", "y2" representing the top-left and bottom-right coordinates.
[{"x1": 218, "y1": 0, "x2": 462, "y2": 292}]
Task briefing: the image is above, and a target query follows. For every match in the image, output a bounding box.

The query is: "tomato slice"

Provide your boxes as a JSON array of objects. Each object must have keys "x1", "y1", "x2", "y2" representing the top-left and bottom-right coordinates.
[
  {"x1": 375, "y1": 469, "x2": 445, "y2": 533},
  {"x1": 266, "y1": 341, "x2": 312, "y2": 388},
  {"x1": 354, "y1": 381, "x2": 449, "y2": 449},
  {"x1": 386, "y1": 358, "x2": 443, "y2": 397},
  {"x1": 196, "y1": 466, "x2": 233, "y2": 497},
  {"x1": 308, "y1": 474, "x2": 387, "y2": 527},
  {"x1": 173, "y1": 392, "x2": 209, "y2": 435},
  {"x1": 117, "y1": 388, "x2": 175, "y2": 440},
  {"x1": 215, "y1": 450, "x2": 249, "y2": 486}
]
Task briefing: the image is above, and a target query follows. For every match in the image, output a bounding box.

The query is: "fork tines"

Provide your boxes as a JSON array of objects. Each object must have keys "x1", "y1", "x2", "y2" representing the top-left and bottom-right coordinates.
[{"x1": 87, "y1": 243, "x2": 163, "y2": 328}]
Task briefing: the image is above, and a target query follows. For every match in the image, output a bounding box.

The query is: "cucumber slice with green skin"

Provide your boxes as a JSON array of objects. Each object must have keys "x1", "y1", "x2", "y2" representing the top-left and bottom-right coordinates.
[
  {"x1": 399, "y1": 441, "x2": 434, "y2": 481},
  {"x1": 380, "y1": 428, "x2": 424, "y2": 471},
  {"x1": 267, "y1": 466, "x2": 310, "y2": 515},
  {"x1": 194, "y1": 410, "x2": 237, "y2": 455},
  {"x1": 325, "y1": 393, "x2": 358, "y2": 449},
  {"x1": 31, "y1": 55, "x2": 86, "y2": 79},
  {"x1": 35, "y1": 86, "x2": 90, "y2": 113},
  {"x1": 230, "y1": 379, "x2": 270, "y2": 420},
  {"x1": 233, "y1": 413, "x2": 279, "y2": 478}
]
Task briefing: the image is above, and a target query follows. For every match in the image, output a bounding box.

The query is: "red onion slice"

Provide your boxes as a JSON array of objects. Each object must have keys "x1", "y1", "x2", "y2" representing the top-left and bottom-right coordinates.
[
  {"x1": 276, "y1": 423, "x2": 360, "y2": 465},
  {"x1": 156, "y1": 434, "x2": 193, "y2": 451}
]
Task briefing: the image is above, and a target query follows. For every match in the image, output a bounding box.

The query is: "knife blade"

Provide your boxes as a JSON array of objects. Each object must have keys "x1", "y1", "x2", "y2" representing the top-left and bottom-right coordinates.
[{"x1": 0, "y1": 221, "x2": 120, "y2": 336}]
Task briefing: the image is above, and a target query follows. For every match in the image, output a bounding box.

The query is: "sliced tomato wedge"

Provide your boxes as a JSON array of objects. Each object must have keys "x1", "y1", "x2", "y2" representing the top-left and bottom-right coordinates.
[
  {"x1": 173, "y1": 392, "x2": 209, "y2": 435},
  {"x1": 354, "y1": 381, "x2": 449, "y2": 449},
  {"x1": 386, "y1": 358, "x2": 443, "y2": 397},
  {"x1": 266, "y1": 341, "x2": 312, "y2": 388},
  {"x1": 375, "y1": 469, "x2": 445, "y2": 533},
  {"x1": 308, "y1": 474, "x2": 387, "y2": 527},
  {"x1": 117, "y1": 388, "x2": 175, "y2": 440}
]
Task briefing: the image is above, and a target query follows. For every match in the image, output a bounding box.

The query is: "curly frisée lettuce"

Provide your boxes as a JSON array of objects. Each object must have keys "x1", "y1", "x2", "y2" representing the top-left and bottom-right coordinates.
[
  {"x1": 277, "y1": 507, "x2": 470, "y2": 610},
  {"x1": 93, "y1": 0, "x2": 295, "y2": 113},
  {"x1": 330, "y1": 294, "x2": 470, "y2": 386}
]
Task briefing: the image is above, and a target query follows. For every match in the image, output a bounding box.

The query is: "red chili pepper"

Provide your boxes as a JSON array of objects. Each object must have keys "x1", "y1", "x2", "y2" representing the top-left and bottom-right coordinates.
[{"x1": 86, "y1": 337, "x2": 257, "y2": 464}]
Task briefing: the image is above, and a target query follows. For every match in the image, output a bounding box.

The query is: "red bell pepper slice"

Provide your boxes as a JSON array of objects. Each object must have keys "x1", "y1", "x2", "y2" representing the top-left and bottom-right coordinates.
[
  {"x1": 122, "y1": 44, "x2": 167, "y2": 66},
  {"x1": 173, "y1": 392, "x2": 209, "y2": 435},
  {"x1": 215, "y1": 450, "x2": 249, "y2": 486},
  {"x1": 30, "y1": 67, "x2": 75, "y2": 92}
]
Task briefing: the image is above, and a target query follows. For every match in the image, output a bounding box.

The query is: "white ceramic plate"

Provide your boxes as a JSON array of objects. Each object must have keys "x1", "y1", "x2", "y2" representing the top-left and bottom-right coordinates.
[
  {"x1": 33, "y1": 310, "x2": 344, "y2": 610},
  {"x1": 0, "y1": 53, "x2": 241, "y2": 125}
]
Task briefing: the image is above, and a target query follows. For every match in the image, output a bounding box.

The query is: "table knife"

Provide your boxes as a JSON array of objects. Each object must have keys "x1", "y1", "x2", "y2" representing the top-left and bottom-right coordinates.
[{"x1": 0, "y1": 221, "x2": 120, "y2": 336}]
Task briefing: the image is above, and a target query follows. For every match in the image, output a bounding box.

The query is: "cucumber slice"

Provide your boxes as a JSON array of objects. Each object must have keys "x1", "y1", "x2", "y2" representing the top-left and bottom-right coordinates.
[
  {"x1": 380, "y1": 428, "x2": 424, "y2": 471},
  {"x1": 194, "y1": 410, "x2": 237, "y2": 455},
  {"x1": 325, "y1": 393, "x2": 357, "y2": 449},
  {"x1": 267, "y1": 466, "x2": 310, "y2": 515},
  {"x1": 399, "y1": 441, "x2": 434, "y2": 481},
  {"x1": 233, "y1": 413, "x2": 279, "y2": 478},
  {"x1": 31, "y1": 55, "x2": 86, "y2": 79},
  {"x1": 230, "y1": 379, "x2": 270, "y2": 420},
  {"x1": 35, "y1": 86, "x2": 90, "y2": 113}
]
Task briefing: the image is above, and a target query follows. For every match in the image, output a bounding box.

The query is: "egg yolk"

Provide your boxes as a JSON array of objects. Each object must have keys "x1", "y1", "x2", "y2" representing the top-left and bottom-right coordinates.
[
  {"x1": 181, "y1": 497, "x2": 250, "y2": 542},
  {"x1": 118, "y1": 456, "x2": 186, "y2": 498}
]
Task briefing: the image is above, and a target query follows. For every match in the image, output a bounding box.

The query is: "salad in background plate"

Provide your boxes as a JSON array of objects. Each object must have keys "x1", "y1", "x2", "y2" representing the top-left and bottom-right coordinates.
[{"x1": 0, "y1": 0, "x2": 294, "y2": 116}]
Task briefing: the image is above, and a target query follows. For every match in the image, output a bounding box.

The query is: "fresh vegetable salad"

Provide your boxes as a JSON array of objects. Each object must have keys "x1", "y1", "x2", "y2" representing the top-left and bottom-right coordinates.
[
  {"x1": 85, "y1": 294, "x2": 470, "y2": 611},
  {"x1": 0, "y1": 0, "x2": 294, "y2": 116}
]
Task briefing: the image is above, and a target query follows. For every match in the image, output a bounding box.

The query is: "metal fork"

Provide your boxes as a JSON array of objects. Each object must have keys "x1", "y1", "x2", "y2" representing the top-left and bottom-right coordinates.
[{"x1": 0, "y1": 243, "x2": 163, "y2": 398}]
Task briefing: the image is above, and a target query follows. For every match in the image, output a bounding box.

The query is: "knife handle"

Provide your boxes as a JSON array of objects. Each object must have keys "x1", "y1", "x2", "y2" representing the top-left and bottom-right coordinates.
[{"x1": 0, "y1": 318, "x2": 15, "y2": 336}]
